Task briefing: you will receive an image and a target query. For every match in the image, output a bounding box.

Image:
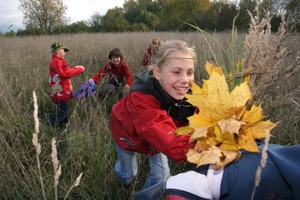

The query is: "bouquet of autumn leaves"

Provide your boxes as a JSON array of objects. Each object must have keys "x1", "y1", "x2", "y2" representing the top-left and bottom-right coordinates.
[{"x1": 176, "y1": 62, "x2": 278, "y2": 170}]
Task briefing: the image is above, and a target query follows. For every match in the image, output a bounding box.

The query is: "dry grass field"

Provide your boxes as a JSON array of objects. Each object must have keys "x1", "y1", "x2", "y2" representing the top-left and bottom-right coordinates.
[{"x1": 0, "y1": 26, "x2": 299, "y2": 199}]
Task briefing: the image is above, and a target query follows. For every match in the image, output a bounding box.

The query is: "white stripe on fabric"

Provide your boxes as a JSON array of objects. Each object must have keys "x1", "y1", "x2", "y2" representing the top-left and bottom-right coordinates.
[
  {"x1": 207, "y1": 165, "x2": 224, "y2": 200},
  {"x1": 166, "y1": 171, "x2": 213, "y2": 199}
]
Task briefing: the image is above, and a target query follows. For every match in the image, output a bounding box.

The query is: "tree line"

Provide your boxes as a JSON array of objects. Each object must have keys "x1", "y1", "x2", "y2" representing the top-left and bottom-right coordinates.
[{"x1": 2, "y1": 0, "x2": 300, "y2": 37}]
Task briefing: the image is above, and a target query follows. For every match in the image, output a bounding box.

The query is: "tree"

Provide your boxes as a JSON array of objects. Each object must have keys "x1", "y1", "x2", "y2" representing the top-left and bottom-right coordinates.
[
  {"x1": 89, "y1": 13, "x2": 103, "y2": 32},
  {"x1": 123, "y1": 0, "x2": 161, "y2": 30},
  {"x1": 214, "y1": 2, "x2": 238, "y2": 31},
  {"x1": 19, "y1": 0, "x2": 67, "y2": 33},
  {"x1": 160, "y1": 0, "x2": 213, "y2": 31},
  {"x1": 235, "y1": 0, "x2": 256, "y2": 31},
  {"x1": 101, "y1": 8, "x2": 129, "y2": 32}
]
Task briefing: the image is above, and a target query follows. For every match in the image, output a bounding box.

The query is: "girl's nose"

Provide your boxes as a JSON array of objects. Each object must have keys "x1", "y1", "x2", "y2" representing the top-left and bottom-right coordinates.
[{"x1": 180, "y1": 74, "x2": 189, "y2": 83}]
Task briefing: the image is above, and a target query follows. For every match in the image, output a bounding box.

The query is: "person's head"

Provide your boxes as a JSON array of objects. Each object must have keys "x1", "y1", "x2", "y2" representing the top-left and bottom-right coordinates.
[
  {"x1": 150, "y1": 37, "x2": 161, "y2": 53},
  {"x1": 153, "y1": 40, "x2": 196, "y2": 101},
  {"x1": 51, "y1": 42, "x2": 69, "y2": 58},
  {"x1": 109, "y1": 48, "x2": 123, "y2": 65}
]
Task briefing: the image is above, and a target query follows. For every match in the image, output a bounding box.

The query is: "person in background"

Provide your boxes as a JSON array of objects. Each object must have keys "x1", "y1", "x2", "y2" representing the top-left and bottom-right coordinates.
[
  {"x1": 48, "y1": 41, "x2": 85, "y2": 127},
  {"x1": 166, "y1": 143, "x2": 300, "y2": 200},
  {"x1": 110, "y1": 40, "x2": 197, "y2": 200},
  {"x1": 141, "y1": 37, "x2": 162, "y2": 71},
  {"x1": 90, "y1": 48, "x2": 132, "y2": 100}
]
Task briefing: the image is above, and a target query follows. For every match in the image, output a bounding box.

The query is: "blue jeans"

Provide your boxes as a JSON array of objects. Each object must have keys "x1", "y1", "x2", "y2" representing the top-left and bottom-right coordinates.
[{"x1": 114, "y1": 143, "x2": 170, "y2": 200}]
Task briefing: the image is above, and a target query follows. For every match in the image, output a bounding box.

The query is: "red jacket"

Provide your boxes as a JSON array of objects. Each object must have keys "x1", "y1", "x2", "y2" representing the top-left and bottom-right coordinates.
[
  {"x1": 92, "y1": 61, "x2": 133, "y2": 86},
  {"x1": 49, "y1": 54, "x2": 84, "y2": 102},
  {"x1": 141, "y1": 46, "x2": 152, "y2": 67},
  {"x1": 110, "y1": 91, "x2": 194, "y2": 162}
]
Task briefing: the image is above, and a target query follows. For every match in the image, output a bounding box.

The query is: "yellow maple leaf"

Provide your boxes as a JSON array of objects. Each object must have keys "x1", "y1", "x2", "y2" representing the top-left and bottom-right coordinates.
[
  {"x1": 186, "y1": 68, "x2": 252, "y2": 124},
  {"x1": 238, "y1": 133, "x2": 260, "y2": 152},
  {"x1": 219, "y1": 132, "x2": 239, "y2": 151},
  {"x1": 217, "y1": 118, "x2": 245, "y2": 134},
  {"x1": 175, "y1": 62, "x2": 278, "y2": 169},
  {"x1": 213, "y1": 125, "x2": 239, "y2": 151},
  {"x1": 187, "y1": 146, "x2": 222, "y2": 166},
  {"x1": 187, "y1": 145, "x2": 241, "y2": 170},
  {"x1": 188, "y1": 113, "x2": 213, "y2": 128},
  {"x1": 189, "y1": 127, "x2": 208, "y2": 141},
  {"x1": 190, "y1": 81, "x2": 205, "y2": 95},
  {"x1": 214, "y1": 149, "x2": 241, "y2": 170},
  {"x1": 241, "y1": 105, "x2": 266, "y2": 125},
  {"x1": 205, "y1": 61, "x2": 224, "y2": 76},
  {"x1": 175, "y1": 126, "x2": 194, "y2": 135}
]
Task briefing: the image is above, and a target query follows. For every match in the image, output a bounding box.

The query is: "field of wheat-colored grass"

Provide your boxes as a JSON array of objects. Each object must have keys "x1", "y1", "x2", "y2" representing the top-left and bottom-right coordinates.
[{"x1": 0, "y1": 27, "x2": 299, "y2": 199}]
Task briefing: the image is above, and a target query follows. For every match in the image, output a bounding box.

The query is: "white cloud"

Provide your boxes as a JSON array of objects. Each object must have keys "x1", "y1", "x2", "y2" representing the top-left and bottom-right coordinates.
[
  {"x1": 0, "y1": 0, "x2": 125, "y2": 33},
  {"x1": 65, "y1": 0, "x2": 124, "y2": 23},
  {"x1": 0, "y1": 0, "x2": 23, "y2": 32}
]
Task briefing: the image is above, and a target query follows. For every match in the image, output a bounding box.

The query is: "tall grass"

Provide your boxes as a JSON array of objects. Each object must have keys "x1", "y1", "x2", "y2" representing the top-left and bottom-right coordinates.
[{"x1": 0, "y1": 27, "x2": 299, "y2": 199}]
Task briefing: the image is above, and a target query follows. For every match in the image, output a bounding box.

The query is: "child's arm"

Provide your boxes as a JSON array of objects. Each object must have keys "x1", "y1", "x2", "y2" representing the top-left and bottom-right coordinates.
[
  {"x1": 122, "y1": 63, "x2": 133, "y2": 86},
  {"x1": 56, "y1": 60, "x2": 84, "y2": 78},
  {"x1": 91, "y1": 64, "x2": 109, "y2": 84},
  {"x1": 128, "y1": 92, "x2": 194, "y2": 162}
]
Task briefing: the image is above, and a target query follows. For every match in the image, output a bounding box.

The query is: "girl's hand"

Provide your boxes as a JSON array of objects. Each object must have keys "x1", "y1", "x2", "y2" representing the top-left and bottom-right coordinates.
[
  {"x1": 75, "y1": 65, "x2": 85, "y2": 71},
  {"x1": 124, "y1": 84, "x2": 131, "y2": 93}
]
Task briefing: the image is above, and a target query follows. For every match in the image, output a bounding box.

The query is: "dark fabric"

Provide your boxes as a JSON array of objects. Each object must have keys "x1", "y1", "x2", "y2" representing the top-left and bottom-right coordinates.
[
  {"x1": 193, "y1": 165, "x2": 209, "y2": 175},
  {"x1": 220, "y1": 144, "x2": 300, "y2": 200},
  {"x1": 49, "y1": 101, "x2": 68, "y2": 127}
]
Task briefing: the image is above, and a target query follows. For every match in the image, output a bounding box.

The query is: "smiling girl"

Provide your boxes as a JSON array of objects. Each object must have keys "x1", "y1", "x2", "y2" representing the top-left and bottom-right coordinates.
[
  {"x1": 90, "y1": 48, "x2": 132, "y2": 100},
  {"x1": 110, "y1": 40, "x2": 197, "y2": 200}
]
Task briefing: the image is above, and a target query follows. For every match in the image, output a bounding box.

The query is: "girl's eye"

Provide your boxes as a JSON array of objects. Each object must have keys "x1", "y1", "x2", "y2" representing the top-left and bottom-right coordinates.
[
  {"x1": 187, "y1": 71, "x2": 194, "y2": 76},
  {"x1": 172, "y1": 71, "x2": 180, "y2": 74}
]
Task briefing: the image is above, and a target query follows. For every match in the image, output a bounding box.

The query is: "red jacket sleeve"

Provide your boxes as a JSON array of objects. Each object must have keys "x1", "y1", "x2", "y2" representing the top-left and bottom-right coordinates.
[
  {"x1": 122, "y1": 62, "x2": 133, "y2": 86},
  {"x1": 141, "y1": 47, "x2": 151, "y2": 67},
  {"x1": 54, "y1": 59, "x2": 84, "y2": 78},
  {"x1": 127, "y1": 92, "x2": 194, "y2": 162},
  {"x1": 91, "y1": 64, "x2": 109, "y2": 84}
]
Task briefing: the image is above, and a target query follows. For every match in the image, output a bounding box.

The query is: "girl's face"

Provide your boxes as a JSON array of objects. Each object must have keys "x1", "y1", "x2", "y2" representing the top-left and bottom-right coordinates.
[
  {"x1": 153, "y1": 51, "x2": 195, "y2": 100},
  {"x1": 151, "y1": 41, "x2": 160, "y2": 53},
  {"x1": 57, "y1": 49, "x2": 66, "y2": 58},
  {"x1": 111, "y1": 55, "x2": 121, "y2": 65}
]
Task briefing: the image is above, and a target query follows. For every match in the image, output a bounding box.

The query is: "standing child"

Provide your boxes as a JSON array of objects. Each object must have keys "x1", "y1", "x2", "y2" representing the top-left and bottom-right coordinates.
[
  {"x1": 48, "y1": 42, "x2": 85, "y2": 127},
  {"x1": 141, "y1": 37, "x2": 161, "y2": 71},
  {"x1": 90, "y1": 48, "x2": 132, "y2": 100},
  {"x1": 110, "y1": 40, "x2": 197, "y2": 200}
]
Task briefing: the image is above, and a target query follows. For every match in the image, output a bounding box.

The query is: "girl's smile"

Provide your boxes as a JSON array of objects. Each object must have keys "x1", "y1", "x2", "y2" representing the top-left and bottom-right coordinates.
[{"x1": 153, "y1": 50, "x2": 195, "y2": 100}]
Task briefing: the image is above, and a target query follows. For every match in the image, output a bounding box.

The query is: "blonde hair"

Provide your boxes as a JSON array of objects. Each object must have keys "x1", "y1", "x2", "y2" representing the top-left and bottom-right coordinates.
[
  {"x1": 156, "y1": 40, "x2": 196, "y2": 68},
  {"x1": 151, "y1": 37, "x2": 161, "y2": 45}
]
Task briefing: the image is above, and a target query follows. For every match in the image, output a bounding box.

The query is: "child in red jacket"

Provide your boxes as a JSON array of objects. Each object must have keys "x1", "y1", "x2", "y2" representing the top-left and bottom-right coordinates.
[
  {"x1": 48, "y1": 42, "x2": 85, "y2": 127},
  {"x1": 90, "y1": 48, "x2": 132, "y2": 100},
  {"x1": 141, "y1": 37, "x2": 161, "y2": 71},
  {"x1": 110, "y1": 40, "x2": 197, "y2": 200}
]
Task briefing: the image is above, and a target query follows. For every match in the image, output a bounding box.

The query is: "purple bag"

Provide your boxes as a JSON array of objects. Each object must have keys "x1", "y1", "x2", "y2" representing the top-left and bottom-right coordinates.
[{"x1": 73, "y1": 80, "x2": 96, "y2": 100}]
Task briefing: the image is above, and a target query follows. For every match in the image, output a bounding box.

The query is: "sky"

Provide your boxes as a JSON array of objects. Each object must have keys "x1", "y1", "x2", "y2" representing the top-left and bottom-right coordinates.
[{"x1": 0, "y1": 0, "x2": 125, "y2": 33}]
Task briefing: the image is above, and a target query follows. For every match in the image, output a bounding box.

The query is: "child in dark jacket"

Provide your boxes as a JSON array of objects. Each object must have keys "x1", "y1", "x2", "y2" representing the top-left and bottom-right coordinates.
[
  {"x1": 48, "y1": 41, "x2": 85, "y2": 127},
  {"x1": 110, "y1": 40, "x2": 197, "y2": 200},
  {"x1": 166, "y1": 144, "x2": 300, "y2": 200},
  {"x1": 90, "y1": 48, "x2": 132, "y2": 100}
]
